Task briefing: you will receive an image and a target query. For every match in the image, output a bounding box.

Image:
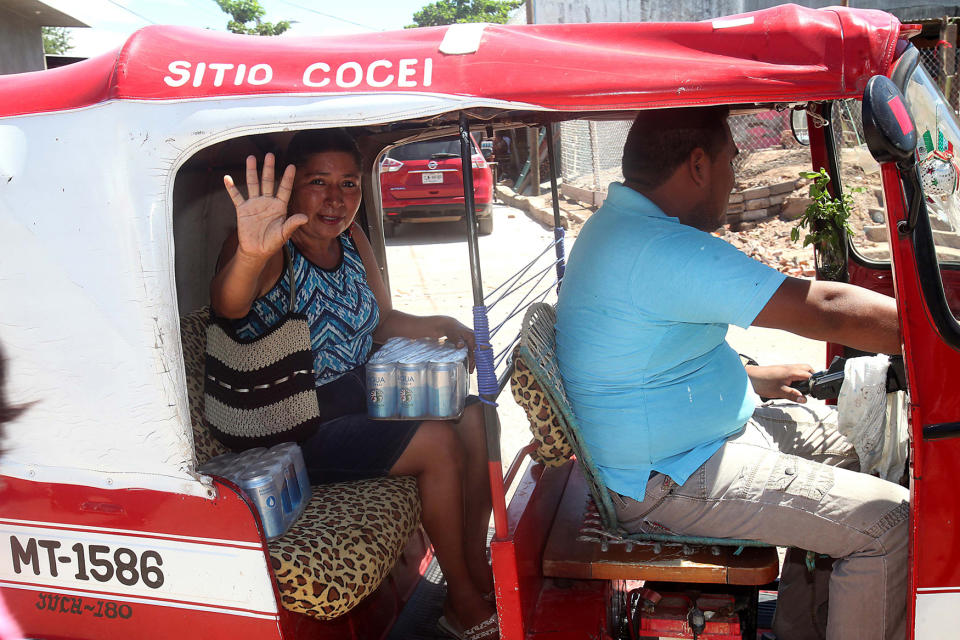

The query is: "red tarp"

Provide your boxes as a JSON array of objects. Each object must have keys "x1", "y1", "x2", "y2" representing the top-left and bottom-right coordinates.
[{"x1": 0, "y1": 4, "x2": 902, "y2": 118}]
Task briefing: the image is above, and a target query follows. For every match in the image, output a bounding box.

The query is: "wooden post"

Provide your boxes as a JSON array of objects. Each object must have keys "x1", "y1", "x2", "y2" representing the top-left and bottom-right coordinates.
[
  {"x1": 943, "y1": 19, "x2": 958, "y2": 111},
  {"x1": 588, "y1": 121, "x2": 601, "y2": 192},
  {"x1": 527, "y1": 127, "x2": 541, "y2": 196},
  {"x1": 525, "y1": 1, "x2": 540, "y2": 196}
]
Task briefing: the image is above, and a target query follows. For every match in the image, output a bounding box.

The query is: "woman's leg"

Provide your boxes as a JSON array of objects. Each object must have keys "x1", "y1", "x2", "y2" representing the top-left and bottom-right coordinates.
[
  {"x1": 453, "y1": 403, "x2": 494, "y2": 595},
  {"x1": 390, "y1": 419, "x2": 495, "y2": 632}
]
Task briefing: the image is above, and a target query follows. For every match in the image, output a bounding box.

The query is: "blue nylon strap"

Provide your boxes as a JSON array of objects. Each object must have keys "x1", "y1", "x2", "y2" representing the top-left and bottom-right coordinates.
[{"x1": 472, "y1": 305, "x2": 498, "y2": 406}]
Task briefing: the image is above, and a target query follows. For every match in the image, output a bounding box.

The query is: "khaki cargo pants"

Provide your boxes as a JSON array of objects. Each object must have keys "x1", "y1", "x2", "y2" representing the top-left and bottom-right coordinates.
[{"x1": 612, "y1": 401, "x2": 909, "y2": 640}]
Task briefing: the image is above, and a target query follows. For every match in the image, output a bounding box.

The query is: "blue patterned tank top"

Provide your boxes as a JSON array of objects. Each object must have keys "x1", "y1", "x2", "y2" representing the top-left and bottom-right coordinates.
[{"x1": 232, "y1": 233, "x2": 380, "y2": 386}]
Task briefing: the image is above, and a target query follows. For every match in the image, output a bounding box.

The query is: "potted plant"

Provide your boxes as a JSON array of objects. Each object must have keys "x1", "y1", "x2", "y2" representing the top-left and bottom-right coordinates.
[{"x1": 791, "y1": 168, "x2": 856, "y2": 281}]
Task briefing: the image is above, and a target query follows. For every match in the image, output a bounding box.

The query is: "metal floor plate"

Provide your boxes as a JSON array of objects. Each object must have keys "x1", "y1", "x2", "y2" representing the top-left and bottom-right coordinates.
[{"x1": 388, "y1": 554, "x2": 451, "y2": 640}]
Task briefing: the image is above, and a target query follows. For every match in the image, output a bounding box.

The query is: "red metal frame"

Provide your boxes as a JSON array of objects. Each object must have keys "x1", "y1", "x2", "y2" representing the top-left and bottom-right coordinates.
[{"x1": 1, "y1": 474, "x2": 431, "y2": 640}]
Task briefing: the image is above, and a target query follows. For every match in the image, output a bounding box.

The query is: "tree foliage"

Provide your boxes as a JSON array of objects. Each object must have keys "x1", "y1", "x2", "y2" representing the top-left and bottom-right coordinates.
[
  {"x1": 42, "y1": 27, "x2": 72, "y2": 55},
  {"x1": 408, "y1": 0, "x2": 523, "y2": 28},
  {"x1": 212, "y1": 0, "x2": 291, "y2": 36}
]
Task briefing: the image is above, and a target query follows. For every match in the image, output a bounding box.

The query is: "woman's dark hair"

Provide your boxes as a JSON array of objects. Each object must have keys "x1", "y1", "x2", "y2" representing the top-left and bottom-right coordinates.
[
  {"x1": 286, "y1": 128, "x2": 364, "y2": 170},
  {"x1": 622, "y1": 106, "x2": 731, "y2": 190}
]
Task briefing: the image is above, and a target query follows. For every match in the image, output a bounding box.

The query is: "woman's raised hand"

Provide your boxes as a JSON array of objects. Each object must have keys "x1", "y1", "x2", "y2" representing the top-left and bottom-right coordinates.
[{"x1": 223, "y1": 154, "x2": 308, "y2": 262}]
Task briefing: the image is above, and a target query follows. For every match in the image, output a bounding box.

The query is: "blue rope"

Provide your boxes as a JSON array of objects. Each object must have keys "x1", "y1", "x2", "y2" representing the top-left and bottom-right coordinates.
[
  {"x1": 473, "y1": 305, "x2": 498, "y2": 405},
  {"x1": 485, "y1": 240, "x2": 561, "y2": 310},
  {"x1": 554, "y1": 227, "x2": 566, "y2": 291}
]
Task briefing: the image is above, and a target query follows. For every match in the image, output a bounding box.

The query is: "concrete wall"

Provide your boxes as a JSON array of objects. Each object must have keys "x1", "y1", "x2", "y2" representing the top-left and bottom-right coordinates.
[
  {"x1": 531, "y1": 1, "x2": 960, "y2": 24},
  {"x1": 0, "y1": 7, "x2": 44, "y2": 74}
]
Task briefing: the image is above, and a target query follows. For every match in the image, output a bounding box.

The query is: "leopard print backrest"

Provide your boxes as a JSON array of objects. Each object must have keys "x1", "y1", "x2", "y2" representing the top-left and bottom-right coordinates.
[
  {"x1": 510, "y1": 345, "x2": 572, "y2": 466},
  {"x1": 180, "y1": 307, "x2": 230, "y2": 464}
]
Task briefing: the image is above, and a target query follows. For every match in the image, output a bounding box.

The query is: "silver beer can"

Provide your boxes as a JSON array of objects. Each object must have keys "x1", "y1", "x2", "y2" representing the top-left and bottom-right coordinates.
[
  {"x1": 428, "y1": 361, "x2": 458, "y2": 418},
  {"x1": 238, "y1": 464, "x2": 286, "y2": 539},
  {"x1": 366, "y1": 362, "x2": 397, "y2": 418},
  {"x1": 398, "y1": 361, "x2": 427, "y2": 418},
  {"x1": 254, "y1": 460, "x2": 295, "y2": 529},
  {"x1": 264, "y1": 451, "x2": 302, "y2": 517},
  {"x1": 236, "y1": 447, "x2": 268, "y2": 465},
  {"x1": 269, "y1": 442, "x2": 312, "y2": 510}
]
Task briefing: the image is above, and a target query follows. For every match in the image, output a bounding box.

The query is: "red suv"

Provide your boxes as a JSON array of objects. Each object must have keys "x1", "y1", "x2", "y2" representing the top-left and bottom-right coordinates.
[{"x1": 379, "y1": 135, "x2": 494, "y2": 237}]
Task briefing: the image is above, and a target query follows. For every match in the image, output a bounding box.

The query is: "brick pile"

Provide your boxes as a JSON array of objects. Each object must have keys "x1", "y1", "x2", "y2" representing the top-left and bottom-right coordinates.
[{"x1": 726, "y1": 179, "x2": 811, "y2": 227}]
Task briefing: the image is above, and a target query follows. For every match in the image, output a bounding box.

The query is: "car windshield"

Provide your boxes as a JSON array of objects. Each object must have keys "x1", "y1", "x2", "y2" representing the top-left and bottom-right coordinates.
[{"x1": 388, "y1": 137, "x2": 462, "y2": 161}]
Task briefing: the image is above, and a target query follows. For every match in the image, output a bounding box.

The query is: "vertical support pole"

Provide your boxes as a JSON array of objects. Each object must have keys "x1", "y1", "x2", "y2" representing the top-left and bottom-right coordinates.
[
  {"x1": 546, "y1": 123, "x2": 566, "y2": 289},
  {"x1": 459, "y1": 113, "x2": 509, "y2": 540},
  {"x1": 527, "y1": 127, "x2": 541, "y2": 196}
]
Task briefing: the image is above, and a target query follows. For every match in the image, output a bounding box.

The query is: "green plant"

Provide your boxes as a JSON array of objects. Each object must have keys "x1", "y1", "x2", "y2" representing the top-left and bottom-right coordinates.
[
  {"x1": 212, "y1": 0, "x2": 290, "y2": 36},
  {"x1": 791, "y1": 168, "x2": 857, "y2": 279}
]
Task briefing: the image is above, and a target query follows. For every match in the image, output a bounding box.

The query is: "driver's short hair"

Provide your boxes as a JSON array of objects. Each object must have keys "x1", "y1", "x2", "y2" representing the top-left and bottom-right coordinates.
[
  {"x1": 622, "y1": 106, "x2": 731, "y2": 190},
  {"x1": 286, "y1": 128, "x2": 363, "y2": 170}
]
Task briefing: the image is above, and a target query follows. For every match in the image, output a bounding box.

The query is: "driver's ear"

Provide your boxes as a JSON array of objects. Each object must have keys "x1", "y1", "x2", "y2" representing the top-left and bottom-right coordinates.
[{"x1": 688, "y1": 148, "x2": 710, "y2": 188}]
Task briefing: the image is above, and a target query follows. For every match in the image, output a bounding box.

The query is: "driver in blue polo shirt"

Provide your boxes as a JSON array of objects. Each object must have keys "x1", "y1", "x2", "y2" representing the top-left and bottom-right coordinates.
[{"x1": 555, "y1": 106, "x2": 908, "y2": 640}]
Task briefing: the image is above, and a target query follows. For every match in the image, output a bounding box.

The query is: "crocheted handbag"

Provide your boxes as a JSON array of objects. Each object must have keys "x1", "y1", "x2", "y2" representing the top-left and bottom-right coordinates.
[{"x1": 204, "y1": 250, "x2": 322, "y2": 449}]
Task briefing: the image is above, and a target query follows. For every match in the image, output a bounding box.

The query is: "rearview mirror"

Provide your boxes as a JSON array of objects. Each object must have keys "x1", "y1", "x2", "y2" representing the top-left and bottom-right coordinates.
[
  {"x1": 862, "y1": 75, "x2": 918, "y2": 167},
  {"x1": 790, "y1": 109, "x2": 810, "y2": 145}
]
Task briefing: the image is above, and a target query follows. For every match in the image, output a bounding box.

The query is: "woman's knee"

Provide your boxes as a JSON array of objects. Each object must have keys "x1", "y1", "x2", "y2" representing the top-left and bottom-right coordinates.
[
  {"x1": 419, "y1": 420, "x2": 466, "y2": 465},
  {"x1": 456, "y1": 404, "x2": 487, "y2": 444}
]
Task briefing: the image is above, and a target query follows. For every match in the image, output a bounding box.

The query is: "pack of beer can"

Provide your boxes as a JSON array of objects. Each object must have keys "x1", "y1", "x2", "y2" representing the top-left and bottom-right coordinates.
[
  {"x1": 366, "y1": 337, "x2": 469, "y2": 420},
  {"x1": 197, "y1": 442, "x2": 312, "y2": 540}
]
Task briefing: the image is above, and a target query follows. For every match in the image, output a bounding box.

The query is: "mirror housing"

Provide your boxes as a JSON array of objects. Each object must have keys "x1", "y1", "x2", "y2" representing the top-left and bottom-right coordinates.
[
  {"x1": 790, "y1": 109, "x2": 810, "y2": 145},
  {"x1": 862, "y1": 75, "x2": 918, "y2": 167}
]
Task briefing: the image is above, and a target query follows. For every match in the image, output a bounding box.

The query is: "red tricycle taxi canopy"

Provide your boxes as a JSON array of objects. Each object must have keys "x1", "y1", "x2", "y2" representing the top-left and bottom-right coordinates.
[{"x1": 0, "y1": 4, "x2": 903, "y2": 119}]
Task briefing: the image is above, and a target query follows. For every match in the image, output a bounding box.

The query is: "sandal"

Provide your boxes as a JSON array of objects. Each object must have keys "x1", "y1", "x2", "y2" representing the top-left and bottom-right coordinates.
[
  {"x1": 437, "y1": 612, "x2": 499, "y2": 640},
  {"x1": 463, "y1": 613, "x2": 498, "y2": 640}
]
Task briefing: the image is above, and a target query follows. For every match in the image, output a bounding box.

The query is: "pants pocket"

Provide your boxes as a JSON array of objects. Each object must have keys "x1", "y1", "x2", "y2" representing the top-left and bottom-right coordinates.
[{"x1": 766, "y1": 454, "x2": 835, "y2": 503}]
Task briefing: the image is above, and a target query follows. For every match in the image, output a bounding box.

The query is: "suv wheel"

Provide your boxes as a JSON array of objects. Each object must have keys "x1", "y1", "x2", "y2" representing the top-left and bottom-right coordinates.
[
  {"x1": 383, "y1": 220, "x2": 398, "y2": 238},
  {"x1": 478, "y1": 216, "x2": 493, "y2": 235}
]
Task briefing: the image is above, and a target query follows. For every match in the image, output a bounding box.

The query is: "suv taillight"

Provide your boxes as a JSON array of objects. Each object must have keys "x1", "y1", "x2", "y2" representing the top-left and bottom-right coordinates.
[
  {"x1": 380, "y1": 157, "x2": 404, "y2": 172},
  {"x1": 471, "y1": 154, "x2": 487, "y2": 169}
]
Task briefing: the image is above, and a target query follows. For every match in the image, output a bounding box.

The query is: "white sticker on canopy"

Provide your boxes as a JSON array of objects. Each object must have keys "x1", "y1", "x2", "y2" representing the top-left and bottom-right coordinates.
[
  {"x1": 439, "y1": 23, "x2": 487, "y2": 55},
  {"x1": 712, "y1": 16, "x2": 755, "y2": 29},
  {"x1": 0, "y1": 520, "x2": 277, "y2": 619}
]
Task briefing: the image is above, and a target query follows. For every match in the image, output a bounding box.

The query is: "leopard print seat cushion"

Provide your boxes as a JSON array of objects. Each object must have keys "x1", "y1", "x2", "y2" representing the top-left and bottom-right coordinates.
[
  {"x1": 269, "y1": 476, "x2": 420, "y2": 619},
  {"x1": 510, "y1": 346, "x2": 572, "y2": 466},
  {"x1": 180, "y1": 308, "x2": 422, "y2": 620}
]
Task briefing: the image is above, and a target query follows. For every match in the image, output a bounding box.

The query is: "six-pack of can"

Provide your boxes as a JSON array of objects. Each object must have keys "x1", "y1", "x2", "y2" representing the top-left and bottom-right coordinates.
[
  {"x1": 197, "y1": 442, "x2": 312, "y2": 540},
  {"x1": 366, "y1": 337, "x2": 469, "y2": 420}
]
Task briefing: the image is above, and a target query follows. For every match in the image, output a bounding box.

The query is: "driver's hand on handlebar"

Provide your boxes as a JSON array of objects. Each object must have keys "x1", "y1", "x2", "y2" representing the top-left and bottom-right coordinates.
[
  {"x1": 223, "y1": 153, "x2": 308, "y2": 263},
  {"x1": 745, "y1": 363, "x2": 815, "y2": 403}
]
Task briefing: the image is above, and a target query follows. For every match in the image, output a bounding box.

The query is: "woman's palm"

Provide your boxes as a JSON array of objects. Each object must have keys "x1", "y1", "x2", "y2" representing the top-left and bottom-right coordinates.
[{"x1": 224, "y1": 153, "x2": 306, "y2": 260}]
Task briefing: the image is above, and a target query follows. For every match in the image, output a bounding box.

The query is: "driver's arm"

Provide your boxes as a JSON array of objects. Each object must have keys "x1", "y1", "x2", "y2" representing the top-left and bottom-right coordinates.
[{"x1": 752, "y1": 277, "x2": 900, "y2": 355}]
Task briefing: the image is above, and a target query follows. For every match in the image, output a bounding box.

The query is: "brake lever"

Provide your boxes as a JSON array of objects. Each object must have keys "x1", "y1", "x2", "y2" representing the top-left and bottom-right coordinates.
[
  {"x1": 788, "y1": 355, "x2": 907, "y2": 400},
  {"x1": 793, "y1": 356, "x2": 846, "y2": 400}
]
